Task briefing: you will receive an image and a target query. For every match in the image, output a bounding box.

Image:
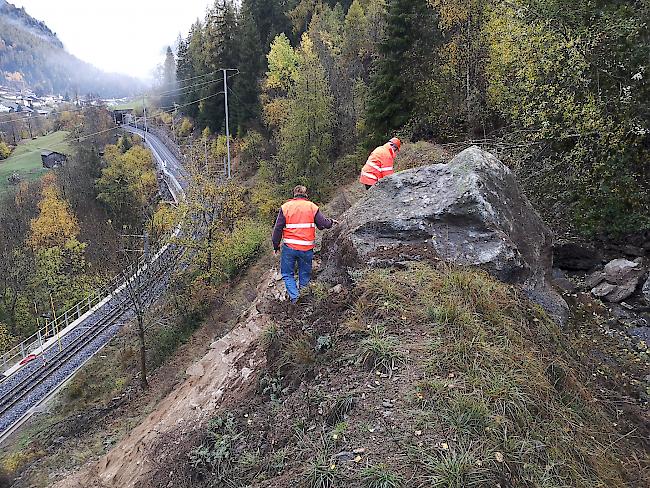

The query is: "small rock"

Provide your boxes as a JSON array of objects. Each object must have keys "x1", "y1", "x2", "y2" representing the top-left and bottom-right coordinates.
[
  {"x1": 603, "y1": 258, "x2": 643, "y2": 285},
  {"x1": 628, "y1": 326, "x2": 650, "y2": 343},
  {"x1": 591, "y1": 282, "x2": 616, "y2": 298},
  {"x1": 585, "y1": 271, "x2": 606, "y2": 289},
  {"x1": 334, "y1": 451, "x2": 354, "y2": 463},
  {"x1": 551, "y1": 268, "x2": 577, "y2": 293},
  {"x1": 186, "y1": 363, "x2": 205, "y2": 377},
  {"x1": 329, "y1": 284, "x2": 344, "y2": 294},
  {"x1": 382, "y1": 400, "x2": 394, "y2": 408}
]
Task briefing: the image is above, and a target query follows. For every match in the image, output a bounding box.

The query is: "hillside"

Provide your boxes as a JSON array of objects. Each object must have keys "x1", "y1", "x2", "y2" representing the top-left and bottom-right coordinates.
[
  {"x1": 36, "y1": 146, "x2": 647, "y2": 488},
  {"x1": 0, "y1": 0, "x2": 140, "y2": 96}
]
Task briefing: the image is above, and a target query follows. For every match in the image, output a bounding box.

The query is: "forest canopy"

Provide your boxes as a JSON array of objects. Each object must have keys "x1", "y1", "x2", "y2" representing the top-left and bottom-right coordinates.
[{"x1": 173, "y1": 0, "x2": 649, "y2": 236}]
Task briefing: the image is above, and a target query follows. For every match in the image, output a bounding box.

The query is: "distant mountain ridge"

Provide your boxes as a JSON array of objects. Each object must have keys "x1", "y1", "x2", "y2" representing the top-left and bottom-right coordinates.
[
  {"x1": 0, "y1": 0, "x2": 142, "y2": 97},
  {"x1": 0, "y1": 0, "x2": 63, "y2": 48}
]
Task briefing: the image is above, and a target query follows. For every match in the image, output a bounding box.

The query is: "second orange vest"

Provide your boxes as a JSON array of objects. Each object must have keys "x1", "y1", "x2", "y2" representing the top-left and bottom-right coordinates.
[{"x1": 359, "y1": 143, "x2": 396, "y2": 186}]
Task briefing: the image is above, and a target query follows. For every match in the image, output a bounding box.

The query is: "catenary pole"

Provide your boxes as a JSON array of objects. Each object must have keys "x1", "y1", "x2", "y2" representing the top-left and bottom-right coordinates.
[{"x1": 223, "y1": 69, "x2": 231, "y2": 179}]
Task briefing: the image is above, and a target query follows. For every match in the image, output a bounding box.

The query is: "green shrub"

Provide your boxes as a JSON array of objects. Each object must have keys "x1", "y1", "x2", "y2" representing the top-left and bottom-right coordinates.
[
  {"x1": 149, "y1": 321, "x2": 196, "y2": 369},
  {"x1": 239, "y1": 130, "x2": 267, "y2": 176},
  {"x1": 0, "y1": 322, "x2": 14, "y2": 354},
  {"x1": 212, "y1": 219, "x2": 266, "y2": 285},
  {"x1": 250, "y1": 181, "x2": 284, "y2": 224},
  {"x1": 0, "y1": 141, "x2": 11, "y2": 160},
  {"x1": 177, "y1": 118, "x2": 193, "y2": 137},
  {"x1": 189, "y1": 414, "x2": 241, "y2": 481}
]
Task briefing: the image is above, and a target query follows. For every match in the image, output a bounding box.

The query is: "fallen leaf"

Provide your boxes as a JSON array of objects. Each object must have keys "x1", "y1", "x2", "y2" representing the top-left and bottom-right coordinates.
[{"x1": 495, "y1": 452, "x2": 504, "y2": 463}]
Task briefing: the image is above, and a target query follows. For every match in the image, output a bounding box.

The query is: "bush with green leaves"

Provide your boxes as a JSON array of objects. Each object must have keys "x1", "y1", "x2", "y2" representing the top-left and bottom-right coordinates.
[
  {"x1": 211, "y1": 219, "x2": 266, "y2": 285},
  {"x1": 189, "y1": 414, "x2": 242, "y2": 481},
  {"x1": 0, "y1": 141, "x2": 11, "y2": 160}
]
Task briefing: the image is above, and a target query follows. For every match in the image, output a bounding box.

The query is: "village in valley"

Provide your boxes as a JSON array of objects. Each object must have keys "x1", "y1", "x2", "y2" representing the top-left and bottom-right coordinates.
[{"x1": 0, "y1": 83, "x2": 128, "y2": 190}]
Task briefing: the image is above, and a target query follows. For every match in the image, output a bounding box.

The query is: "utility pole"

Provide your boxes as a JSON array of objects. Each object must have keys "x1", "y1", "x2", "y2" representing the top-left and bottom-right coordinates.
[{"x1": 223, "y1": 68, "x2": 232, "y2": 179}]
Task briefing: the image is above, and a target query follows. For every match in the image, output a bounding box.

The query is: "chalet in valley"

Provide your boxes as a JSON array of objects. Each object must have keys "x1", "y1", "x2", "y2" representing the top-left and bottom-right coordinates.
[{"x1": 41, "y1": 150, "x2": 67, "y2": 169}]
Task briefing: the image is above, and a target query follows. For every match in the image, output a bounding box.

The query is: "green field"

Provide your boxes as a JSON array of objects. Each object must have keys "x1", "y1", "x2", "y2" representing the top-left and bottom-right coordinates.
[
  {"x1": 110, "y1": 99, "x2": 151, "y2": 111},
  {"x1": 0, "y1": 131, "x2": 70, "y2": 193}
]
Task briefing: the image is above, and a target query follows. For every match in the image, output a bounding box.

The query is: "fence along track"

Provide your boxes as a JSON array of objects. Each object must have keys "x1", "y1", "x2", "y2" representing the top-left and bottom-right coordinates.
[
  {"x1": 0, "y1": 126, "x2": 186, "y2": 441},
  {"x1": 1, "y1": 126, "x2": 185, "y2": 380},
  {"x1": 0, "y1": 249, "x2": 175, "y2": 440}
]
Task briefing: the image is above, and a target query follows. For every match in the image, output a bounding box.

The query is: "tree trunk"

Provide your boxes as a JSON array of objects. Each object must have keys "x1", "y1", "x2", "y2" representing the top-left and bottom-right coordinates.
[
  {"x1": 137, "y1": 313, "x2": 148, "y2": 389},
  {"x1": 207, "y1": 226, "x2": 213, "y2": 274}
]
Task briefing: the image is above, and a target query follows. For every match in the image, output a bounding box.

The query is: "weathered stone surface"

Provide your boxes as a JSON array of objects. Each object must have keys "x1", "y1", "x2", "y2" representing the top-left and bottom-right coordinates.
[
  {"x1": 590, "y1": 259, "x2": 645, "y2": 303},
  {"x1": 321, "y1": 146, "x2": 568, "y2": 324},
  {"x1": 551, "y1": 268, "x2": 577, "y2": 293},
  {"x1": 553, "y1": 242, "x2": 601, "y2": 270},
  {"x1": 604, "y1": 259, "x2": 643, "y2": 285},
  {"x1": 586, "y1": 270, "x2": 606, "y2": 289},
  {"x1": 643, "y1": 275, "x2": 650, "y2": 304}
]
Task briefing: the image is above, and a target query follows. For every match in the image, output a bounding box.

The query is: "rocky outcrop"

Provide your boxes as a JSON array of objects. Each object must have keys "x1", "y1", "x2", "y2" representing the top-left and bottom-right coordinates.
[
  {"x1": 321, "y1": 146, "x2": 568, "y2": 324},
  {"x1": 588, "y1": 258, "x2": 645, "y2": 303},
  {"x1": 643, "y1": 276, "x2": 650, "y2": 304}
]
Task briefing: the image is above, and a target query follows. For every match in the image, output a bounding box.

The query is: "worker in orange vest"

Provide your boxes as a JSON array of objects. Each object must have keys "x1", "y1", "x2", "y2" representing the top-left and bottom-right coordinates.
[
  {"x1": 272, "y1": 186, "x2": 338, "y2": 303},
  {"x1": 359, "y1": 137, "x2": 401, "y2": 189}
]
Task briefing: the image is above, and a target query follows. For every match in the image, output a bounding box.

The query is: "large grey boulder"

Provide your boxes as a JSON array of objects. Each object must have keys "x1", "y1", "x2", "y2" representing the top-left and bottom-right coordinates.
[
  {"x1": 589, "y1": 258, "x2": 644, "y2": 303},
  {"x1": 321, "y1": 146, "x2": 568, "y2": 324}
]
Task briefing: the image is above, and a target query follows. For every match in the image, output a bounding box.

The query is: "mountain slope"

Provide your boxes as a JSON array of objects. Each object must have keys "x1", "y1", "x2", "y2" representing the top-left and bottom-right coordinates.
[{"x1": 0, "y1": 0, "x2": 141, "y2": 96}]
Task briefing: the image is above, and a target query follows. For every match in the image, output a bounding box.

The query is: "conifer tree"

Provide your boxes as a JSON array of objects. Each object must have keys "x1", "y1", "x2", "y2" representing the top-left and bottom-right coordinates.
[
  {"x1": 236, "y1": 0, "x2": 264, "y2": 130},
  {"x1": 161, "y1": 46, "x2": 176, "y2": 109},
  {"x1": 201, "y1": 0, "x2": 240, "y2": 131},
  {"x1": 277, "y1": 34, "x2": 334, "y2": 192},
  {"x1": 365, "y1": 0, "x2": 427, "y2": 145}
]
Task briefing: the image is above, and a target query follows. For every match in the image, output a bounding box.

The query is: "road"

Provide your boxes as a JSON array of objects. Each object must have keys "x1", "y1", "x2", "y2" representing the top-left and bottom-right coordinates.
[{"x1": 0, "y1": 127, "x2": 186, "y2": 444}]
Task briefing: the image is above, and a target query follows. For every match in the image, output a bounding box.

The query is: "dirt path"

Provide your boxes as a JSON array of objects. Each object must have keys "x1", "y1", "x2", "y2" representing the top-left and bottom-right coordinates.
[{"x1": 52, "y1": 268, "x2": 285, "y2": 488}]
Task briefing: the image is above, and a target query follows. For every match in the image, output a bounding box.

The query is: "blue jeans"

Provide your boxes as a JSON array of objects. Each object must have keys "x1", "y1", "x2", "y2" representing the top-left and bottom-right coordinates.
[{"x1": 280, "y1": 244, "x2": 313, "y2": 302}]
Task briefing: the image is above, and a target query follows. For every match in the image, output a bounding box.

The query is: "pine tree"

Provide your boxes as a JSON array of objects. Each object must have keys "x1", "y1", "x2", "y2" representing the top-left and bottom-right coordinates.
[
  {"x1": 201, "y1": 0, "x2": 240, "y2": 131},
  {"x1": 161, "y1": 46, "x2": 176, "y2": 109},
  {"x1": 366, "y1": 0, "x2": 427, "y2": 145},
  {"x1": 235, "y1": 0, "x2": 264, "y2": 130},
  {"x1": 278, "y1": 34, "x2": 334, "y2": 192},
  {"x1": 180, "y1": 20, "x2": 206, "y2": 119}
]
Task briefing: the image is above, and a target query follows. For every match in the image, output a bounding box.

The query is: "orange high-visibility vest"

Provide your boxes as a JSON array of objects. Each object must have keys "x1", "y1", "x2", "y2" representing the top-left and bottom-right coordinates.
[
  {"x1": 282, "y1": 198, "x2": 319, "y2": 251},
  {"x1": 359, "y1": 143, "x2": 396, "y2": 186}
]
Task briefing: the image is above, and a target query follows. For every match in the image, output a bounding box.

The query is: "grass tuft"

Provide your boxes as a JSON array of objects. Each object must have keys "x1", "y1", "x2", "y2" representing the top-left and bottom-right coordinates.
[
  {"x1": 361, "y1": 463, "x2": 403, "y2": 488},
  {"x1": 358, "y1": 327, "x2": 403, "y2": 376},
  {"x1": 423, "y1": 445, "x2": 492, "y2": 488},
  {"x1": 282, "y1": 334, "x2": 316, "y2": 367},
  {"x1": 305, "y1": 454, "x2": 340, "y2": 488}
]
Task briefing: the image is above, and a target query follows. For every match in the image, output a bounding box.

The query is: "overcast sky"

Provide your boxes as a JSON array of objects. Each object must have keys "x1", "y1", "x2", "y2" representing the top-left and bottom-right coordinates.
[{"x1": 11, "y1": 0, "x2": 214, "y2": 79}]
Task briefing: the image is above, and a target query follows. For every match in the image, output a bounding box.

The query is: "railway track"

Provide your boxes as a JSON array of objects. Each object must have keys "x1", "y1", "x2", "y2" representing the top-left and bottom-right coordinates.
[
  {"x1": 0, "y1": 248, "x2": 177, "y2": 442},
  {"x1": 0, "y1": 128, "x2": 187, "y2": 444}
]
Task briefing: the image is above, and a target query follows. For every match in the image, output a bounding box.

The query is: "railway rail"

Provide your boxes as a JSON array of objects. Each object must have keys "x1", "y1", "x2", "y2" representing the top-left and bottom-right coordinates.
[{"x1": 0, "y1": 126, "x2": 187, "y2": 444}]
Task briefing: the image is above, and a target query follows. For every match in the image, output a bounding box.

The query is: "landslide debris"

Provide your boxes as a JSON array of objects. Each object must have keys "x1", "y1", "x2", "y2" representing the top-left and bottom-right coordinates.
[{"x1": 145, "y1": 263, "x2": 648, "y2": 488}]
